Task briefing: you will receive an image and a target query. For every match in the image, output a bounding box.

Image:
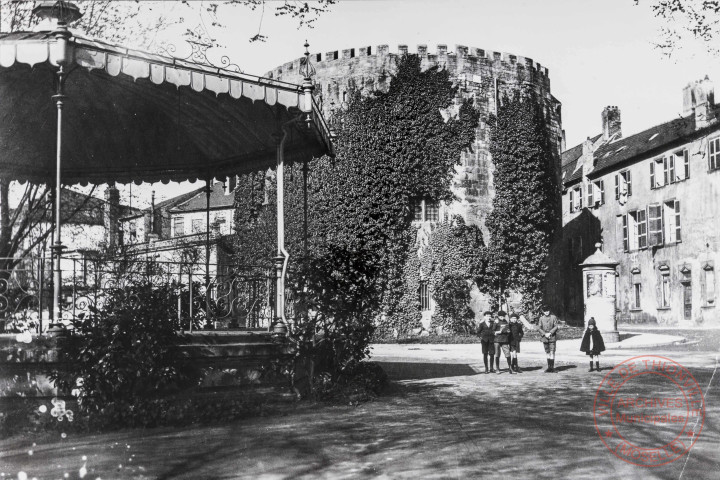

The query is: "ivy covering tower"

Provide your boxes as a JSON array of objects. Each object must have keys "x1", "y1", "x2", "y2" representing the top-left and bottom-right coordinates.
[{"x1": 485, "y1": 91, "x2": 560, "y2": 312}]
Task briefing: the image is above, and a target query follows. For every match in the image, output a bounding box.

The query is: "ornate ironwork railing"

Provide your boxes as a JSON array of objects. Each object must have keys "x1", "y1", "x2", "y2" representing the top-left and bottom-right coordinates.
[{"x1": 0, "y1": 256, "x2": 295, "y2": 333}]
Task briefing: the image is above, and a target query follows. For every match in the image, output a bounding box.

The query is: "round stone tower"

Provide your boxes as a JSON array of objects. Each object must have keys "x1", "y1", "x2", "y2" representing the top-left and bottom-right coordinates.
[{"x1": 266, "y1": 43, "x2": 563, "y2": 234}]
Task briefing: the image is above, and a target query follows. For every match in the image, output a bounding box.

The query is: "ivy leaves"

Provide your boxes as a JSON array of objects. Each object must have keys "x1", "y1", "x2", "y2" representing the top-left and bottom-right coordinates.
[{"x1": 484, "y1": 91, "x2": 559, "y2": 312}]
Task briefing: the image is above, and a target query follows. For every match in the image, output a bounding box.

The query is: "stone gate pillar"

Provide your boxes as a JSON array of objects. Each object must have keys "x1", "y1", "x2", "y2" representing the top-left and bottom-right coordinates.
[{"x1": 580, "y1": 243, "x2": 620, "y2": 343}]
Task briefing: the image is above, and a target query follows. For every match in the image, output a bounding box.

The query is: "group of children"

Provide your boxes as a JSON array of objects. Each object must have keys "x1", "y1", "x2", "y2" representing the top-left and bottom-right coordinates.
[{"x1": 477, "y1": 307, "x2": 607, "y2": 374}]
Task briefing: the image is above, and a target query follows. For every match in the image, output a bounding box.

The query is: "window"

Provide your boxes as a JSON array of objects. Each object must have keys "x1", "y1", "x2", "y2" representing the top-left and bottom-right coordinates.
[
  {"x1": 650, "y1": 157, "x2": 668, "y2": 188},
  {"x1": 412, "y1": 198, "x2": 423, "y2": 221},
  {"x1": 624, "y1": 209, "x2": 647, "y2": 251},
  {"x1": 617, "y1": 215, "x2": 626, "y2": 252},
  {"x1": 615, "y1": 170, "x2": 632, "y2": 199},
  {"x1": 703, "y1": 265, "x2": 716, "y2": 306},
  {"x1": 710, "y1": 137, "x2": 720, "y2": 171},
  {"x1": 632, "y1": 282, "x2": 642, "y2": 310},
  {"x1": 425, "y1": 202, "x2": 439, "y2": 222},
  {"x1": 651, "y1": 151, "x2": 689, "y2": 187},
  {"x1": 660, "y1": 274, "x2": 671, "y2": 308},
  {"x1": 191, "y1": 219, "x2": 204, "y2": 233},
  {"x1": 647, "y1": 204, "x2": 663, "y2": 247},
  {"x1": 411, "y1": 198, "x2": 441, "y2": 222},
  {"x1": 419, "y1": 280, "x2": 430, "y2": 311},
  {"x1": 173, "y1": 217, "x2": 184, "y2": 237},
  {"x1": 588, "y1": 180, "x2": 605, "y2": 207},
  {"x1": 673, "y1": 150, "x2": 690, "y2": 182},
  {"x1": 663, "y1": 200, "x2": 681, "y2": 244},
  {"x1": 569, "y1": 185, "x2": 582, "y2": 213}
]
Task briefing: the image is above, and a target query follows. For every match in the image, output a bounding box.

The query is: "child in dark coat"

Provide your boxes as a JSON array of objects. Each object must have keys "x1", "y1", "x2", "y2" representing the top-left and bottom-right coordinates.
[
  {"x1": 493, "y1": 311, "x2": 513, "y2": 374},
  {"x1": 580, "y1": 317, "x2": 606, "y2": 372},
  {"x1": 508, "y1": 313, "x2": 524, "y2": 373},
  {"x1": 477, "y1": 311, "x2": 496, "y2": 373}
]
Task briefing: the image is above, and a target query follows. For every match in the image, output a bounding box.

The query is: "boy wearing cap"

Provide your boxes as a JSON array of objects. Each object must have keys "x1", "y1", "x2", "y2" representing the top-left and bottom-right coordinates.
[
  {"x1": 493, "y1": 311, "x2": 513, "y2": 374},
  {"x1": 537, "y1": 305, "x2": 559, "y2": 373},
  {"x1": 508, "y1": 313, "x2": 524, "y2": 373},
  {"x1": 477, "y1": 311, "x2": 496, "y2": 373}
]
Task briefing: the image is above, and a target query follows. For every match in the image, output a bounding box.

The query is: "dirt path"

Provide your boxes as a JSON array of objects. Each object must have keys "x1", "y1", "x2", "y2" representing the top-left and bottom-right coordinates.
[{"x1": 1, "y1": 349, "x2": 718, "y2": 479}]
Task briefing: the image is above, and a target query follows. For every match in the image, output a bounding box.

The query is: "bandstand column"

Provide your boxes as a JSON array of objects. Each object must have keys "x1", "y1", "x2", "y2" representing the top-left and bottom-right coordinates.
[{"x1": 272, "y1": 128, "x2": 289, "y2": 334}]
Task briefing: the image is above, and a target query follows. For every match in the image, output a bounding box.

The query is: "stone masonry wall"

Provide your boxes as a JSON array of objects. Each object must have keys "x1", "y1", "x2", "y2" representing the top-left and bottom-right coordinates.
[{"x1": 266, "y1": 44, "x2": 563, "y2": 235}]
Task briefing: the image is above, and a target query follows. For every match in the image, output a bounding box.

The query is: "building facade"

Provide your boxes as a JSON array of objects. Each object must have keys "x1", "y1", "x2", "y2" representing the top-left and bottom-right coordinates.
[{"x1": 560, "y1": 77, "x2": 719, "y2": 326}]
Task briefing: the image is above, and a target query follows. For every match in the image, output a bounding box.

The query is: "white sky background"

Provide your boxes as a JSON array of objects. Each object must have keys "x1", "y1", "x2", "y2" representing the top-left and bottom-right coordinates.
[{"x1": 66, "y1": 0, "x2": 720, "y2": 207}]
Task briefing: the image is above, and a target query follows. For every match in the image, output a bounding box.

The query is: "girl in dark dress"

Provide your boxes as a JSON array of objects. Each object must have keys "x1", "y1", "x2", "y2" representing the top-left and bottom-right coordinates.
[{"x1": 580, "y1": 317, "x2": 606, "y2": 372}]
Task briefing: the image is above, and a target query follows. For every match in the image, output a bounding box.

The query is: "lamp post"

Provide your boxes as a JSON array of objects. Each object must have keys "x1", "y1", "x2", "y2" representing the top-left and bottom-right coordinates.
[{"x1": 32, "y1": 1, "x2": 82, "y2": 334}]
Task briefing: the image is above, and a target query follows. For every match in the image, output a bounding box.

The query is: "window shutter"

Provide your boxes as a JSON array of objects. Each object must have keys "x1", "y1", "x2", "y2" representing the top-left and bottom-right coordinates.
[
  {"x1": 650, "y1": 161, "x2": 655, "y2": 189},
  {"x1": 615, "y1": 174, "x2": 619, "y2": 199},
  {"x1": 569, "y1": 189, "x2": 574, "y2": 213},
  {"x1": 675, "y1": 200, "x2": 681, "y2": 243},
  {"x1": 587, "y1": 182, "x2": 594, "y2": 207},
  {"x1": 578, "y1": 186, "x2": 583, "y2": 210},
  {"x1": 638, "y1": 209, "x2": 647, "y2": 249},
  {"x1": 684, "y1": 150, "x2": 690, "y2": 179},
  {"x1": 599, "y1": 180, "x2": 605, "y2": 204},
  {"x1": 669, "y1": 155, "x2": 675, "y2": 183},
  {"x1": 622, "y1": 214, "x2": 629, "y2": 252},
  {"x1": 663, "y1": 157, "x2": 669, "y2": 185},
  {"x1": 648, "y1": 204, "x2": 664, "y2": 246},
  {"x1": 626, "y1": 171, "x2": 632, "y2": 196}
]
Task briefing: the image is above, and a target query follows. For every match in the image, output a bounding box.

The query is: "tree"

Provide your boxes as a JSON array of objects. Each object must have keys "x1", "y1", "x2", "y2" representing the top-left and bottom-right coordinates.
[
  {"x1": 0, "y1": 182, "x2": 98, "y2": 273},
  {"x1": 0, "y1": 1, "x2": 336, "y2": 47},
  {"x1": 484, "y1": 91, "x2": 559, "y2": 313},
  {"x1": 637, "y1": 0, "x2": 720, "y2": 55}
]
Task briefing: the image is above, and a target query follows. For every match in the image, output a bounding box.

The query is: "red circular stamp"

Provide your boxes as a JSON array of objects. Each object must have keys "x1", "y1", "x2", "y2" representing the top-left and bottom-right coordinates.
[{"x1": 593, "y1": 355, "x2": 705, "y2": 467}]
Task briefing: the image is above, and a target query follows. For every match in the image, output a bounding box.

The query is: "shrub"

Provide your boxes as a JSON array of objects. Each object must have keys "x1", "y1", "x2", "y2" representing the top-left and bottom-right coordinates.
[
  {"x1": 288, "y1": 246, "x2": 380, "y2": 395},
  {"x1": 51, "y1": 282, "x2": 198, "y2": 428}
]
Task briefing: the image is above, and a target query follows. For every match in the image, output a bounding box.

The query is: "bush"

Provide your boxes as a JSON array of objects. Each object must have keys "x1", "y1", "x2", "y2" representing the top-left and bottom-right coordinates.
[
  {"x1": 51, "y1": 282, "x2": 198, "y2": 428},
  {"x1": 288, "y1": 246, "x2": 379, "y2": 396}
]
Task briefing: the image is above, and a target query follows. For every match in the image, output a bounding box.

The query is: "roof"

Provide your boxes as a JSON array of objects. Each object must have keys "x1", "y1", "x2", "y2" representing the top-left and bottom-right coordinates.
[
  {"x1": 561, "y1": 134, "x2": 601, "y2": 185},
  {"x1": 561, "y1": 107, "x2": 720, "y2": 186},
  {"x1": 0, "y1": 30, "x2": 333, "y2": 185},
  {"x1": 169, "y1": 182, "x2": 236, "y2": 213},
  {"x1": 153, "y1": 186, "x2": 207, "y2": 211}
]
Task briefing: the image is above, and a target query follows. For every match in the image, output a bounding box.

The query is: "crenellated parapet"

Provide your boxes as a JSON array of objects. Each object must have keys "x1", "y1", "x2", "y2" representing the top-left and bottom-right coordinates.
[{"x1": 266, "y1": 43, "x2": 550, "y2": 86}]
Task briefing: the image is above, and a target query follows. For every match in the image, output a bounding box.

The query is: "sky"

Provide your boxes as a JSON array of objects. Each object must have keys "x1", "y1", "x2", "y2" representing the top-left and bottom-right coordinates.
[{"x1": 68, "y1": 0, "x2": 720, "y2": 206}]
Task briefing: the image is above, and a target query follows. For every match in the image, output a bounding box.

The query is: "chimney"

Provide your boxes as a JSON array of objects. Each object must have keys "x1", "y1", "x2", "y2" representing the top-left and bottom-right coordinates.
[
  {"x1": 224, "y1": 176, "x2": 237, "y2": 195},
  {"x1": 601, "y1": 106, "x2": 622, "y2": 141},
  {"x1": 683, "y1": 76, "x2": 715, "y2": 129},
  {"x1": 104, "y1": 184, "x2": 120, "y2": 249}
]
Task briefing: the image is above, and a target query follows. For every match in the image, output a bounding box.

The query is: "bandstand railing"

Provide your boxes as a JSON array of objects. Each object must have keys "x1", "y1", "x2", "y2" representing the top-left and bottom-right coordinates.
[{"x1": 0, "y1": 256, "x2": 296, "y2": 333}]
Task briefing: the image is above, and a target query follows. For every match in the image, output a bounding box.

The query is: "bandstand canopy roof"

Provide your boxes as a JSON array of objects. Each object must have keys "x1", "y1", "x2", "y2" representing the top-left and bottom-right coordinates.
[{"x1": 0, "y1": 31, "x2": 333, "y2": 186}]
